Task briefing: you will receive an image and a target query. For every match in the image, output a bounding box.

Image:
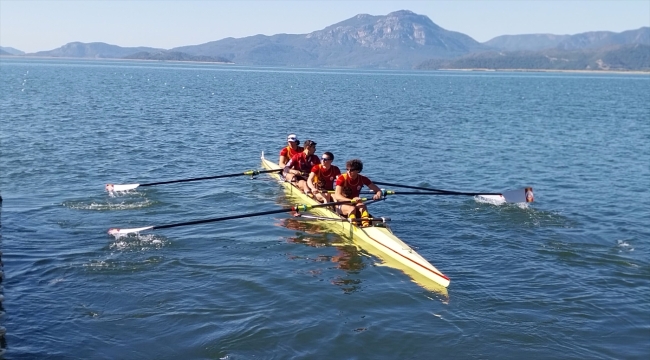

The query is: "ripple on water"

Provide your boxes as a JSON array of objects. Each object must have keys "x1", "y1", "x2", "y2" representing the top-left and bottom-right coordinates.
[
  {"x1": 107, "y1": 233, "x2": 168, "y2": 251},
  {"x1": 84, "y1": 255, "x2": 166, "y2": 274},
  {"x1": 63, "y1": 198, "x2": 155, "y2": 211},
  {"x1": 459, "y1": 199, "x2": 578, "y2": 230},
  {"x1": 538, "y1": 238, "x2": 647, "y2": 273},
  {"x1": 615, "y1": 239, "x2": 634, "y2": 253}
]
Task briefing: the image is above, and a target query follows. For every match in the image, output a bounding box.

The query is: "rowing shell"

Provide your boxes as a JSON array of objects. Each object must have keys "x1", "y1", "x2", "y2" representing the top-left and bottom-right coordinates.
[{"x1": 261, "y1": 152, "x2": 450, "y2": 290}]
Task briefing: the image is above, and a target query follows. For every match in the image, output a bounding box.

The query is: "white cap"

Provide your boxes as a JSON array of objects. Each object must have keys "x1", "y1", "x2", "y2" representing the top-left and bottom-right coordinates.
[{"x1": 287, "y1": 134, "x2": 298, "y2": 142}]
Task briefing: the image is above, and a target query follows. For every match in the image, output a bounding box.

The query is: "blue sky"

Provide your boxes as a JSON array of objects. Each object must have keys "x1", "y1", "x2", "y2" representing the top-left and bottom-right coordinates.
[{"x1": 1, "y1": 0, "x2": 648, "y2": 53}]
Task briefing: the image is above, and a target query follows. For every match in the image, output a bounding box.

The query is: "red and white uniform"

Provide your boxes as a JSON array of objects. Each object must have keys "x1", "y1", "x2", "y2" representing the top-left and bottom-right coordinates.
[
  {"x1": 335, "y1": 173, "x2": 372, "y2": 198},
  {"x1": 280, "y1": 145, "x2": 304, "y2": 160},
  {"x1": 285, "y1": 153, "x2": 320, "y2": 175},
  {"x1": 310, "y1": 164, "x2": 341, "y2": 191}
]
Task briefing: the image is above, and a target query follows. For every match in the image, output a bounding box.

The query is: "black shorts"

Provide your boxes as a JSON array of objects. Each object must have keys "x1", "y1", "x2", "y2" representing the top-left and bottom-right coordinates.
[{"x1": 291, "y1": 174, "x2": 308, "y2": 182}]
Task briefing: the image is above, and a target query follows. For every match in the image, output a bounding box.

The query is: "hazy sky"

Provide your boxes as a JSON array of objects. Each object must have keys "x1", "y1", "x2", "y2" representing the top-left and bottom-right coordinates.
[{"x1": 1, "y1": 0, "x2": 649, "y2": 53}]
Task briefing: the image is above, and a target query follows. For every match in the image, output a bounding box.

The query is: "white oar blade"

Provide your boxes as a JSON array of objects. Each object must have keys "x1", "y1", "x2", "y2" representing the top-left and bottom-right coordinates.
[
  {"x1": 106, "y1": 183, "x2": 140, "y2": 192},
  {"x1": 477, "y1": 187, "x2": 534, "y2": 204},
  {"x1": 475, "y1": 194, "x2": 506, "y2": 205},
  {"x1": 502, "y1": 187, "x2": 534, "y2": 203},
  {"x1": 108, "y1": 226, "x2": 154, "y2": 236}
]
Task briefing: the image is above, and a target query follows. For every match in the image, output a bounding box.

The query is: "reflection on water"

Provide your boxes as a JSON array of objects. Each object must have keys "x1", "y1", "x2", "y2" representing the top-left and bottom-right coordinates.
[
  {"x1": 274, "y1": 193, "x2": 449, "y2": 297},
  {"x1": 281, "y1": 217, "x2": 366, "y2": 294},
  {"x1": 330, "y1": 278, "x2": 362, "y2": 295}
]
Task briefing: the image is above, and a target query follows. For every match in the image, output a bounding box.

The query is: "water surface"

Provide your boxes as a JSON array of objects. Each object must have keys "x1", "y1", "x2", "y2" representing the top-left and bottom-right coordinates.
[{"x1": 1, "y1": 59, "x2": 649, "y2": 359}]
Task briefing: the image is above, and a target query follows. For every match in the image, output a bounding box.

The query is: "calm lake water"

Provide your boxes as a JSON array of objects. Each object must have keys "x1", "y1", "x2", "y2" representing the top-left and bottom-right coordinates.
[{"x1": 1, "y1": 58, "x2": 649, "y2": 359}]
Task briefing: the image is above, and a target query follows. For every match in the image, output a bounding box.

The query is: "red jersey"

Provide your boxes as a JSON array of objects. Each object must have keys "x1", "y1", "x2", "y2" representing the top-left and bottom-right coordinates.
[
  {"x1": 310, "y1": 164, "x2": 341, "y2": 190},
  {"x1": 286, "y1": 152, "x2": 320, "y2": 175},
  {"x1": 335, "y1": 173, "x2": 372, "y2": 198},
  {"x1": 280, "y1": 145, "x2": 304, "y2": 159}
]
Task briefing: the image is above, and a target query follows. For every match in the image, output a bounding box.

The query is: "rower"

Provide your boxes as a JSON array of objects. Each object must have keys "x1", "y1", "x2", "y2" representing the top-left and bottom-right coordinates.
[
  {"x1": 333, "y1": 159, "x2": 383, "y2": 227},
  {"x1": 283, "y1": 140, "x2": 321, "y2": 194},
  {"x1": 279, "y1": 134, "x2": 303, "y2": 168},
  {"x1": 307, "y1": 151, "x2": 341, "y2": 203}
]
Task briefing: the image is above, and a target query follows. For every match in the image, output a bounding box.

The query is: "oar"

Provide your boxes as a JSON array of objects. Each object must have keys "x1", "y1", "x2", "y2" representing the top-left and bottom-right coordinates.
[
  {"x1": 383, "y1": 189, "x2": 533, "y2": 203},
  {"x1": 108, "y1": 198, "x2": 369, "y2": 236},
  {"x1": 294, "y1": 213, "x2": 392, "y2": 223},
  {"x1": 373, "y1": 182, "x2": 534, "y2": 203},
  {"x1": 374, "y1": 181, "x2": 475, "y2": 195},
  {"x1": 385, "y1": 190, "x2": 500, "y2": 196},
  {"x1": 105, "y1": 169, "x2": 283, "y2": 191},
  {"x1": 324, "y1": 189, "x2": 501, "y2": 196}
]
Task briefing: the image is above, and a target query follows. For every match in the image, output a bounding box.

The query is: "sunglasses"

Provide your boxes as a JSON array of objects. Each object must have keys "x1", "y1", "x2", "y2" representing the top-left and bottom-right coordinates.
[
  {"x1": 346, "y1": 168, "x2": 360, "y2": 172},
  {"x1": 321, "y1": 157, "x2": 331, "y2": 161}
]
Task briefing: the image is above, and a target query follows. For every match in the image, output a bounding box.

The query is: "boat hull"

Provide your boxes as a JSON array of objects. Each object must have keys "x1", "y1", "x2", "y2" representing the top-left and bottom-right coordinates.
[{"x1": 261, "y1": 153, "x2": 450, "y2": 289}]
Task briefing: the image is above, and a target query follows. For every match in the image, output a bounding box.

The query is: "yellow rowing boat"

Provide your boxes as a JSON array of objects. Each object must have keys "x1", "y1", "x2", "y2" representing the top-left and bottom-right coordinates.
[{"x1": 261, "y1": 152, "x2": 450, "y2": 292}]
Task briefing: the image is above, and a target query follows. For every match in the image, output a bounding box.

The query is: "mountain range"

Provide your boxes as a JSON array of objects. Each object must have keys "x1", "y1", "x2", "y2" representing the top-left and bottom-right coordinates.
[
  {"x1": 417, "y1": 44, "x2": 650, "y2": 71},
  {"x1": 0, "y1": 46, "x2": 25, "y2": 56},
  {"x1": 2, "y1": 10, "x2": 648, "y2": 71}
]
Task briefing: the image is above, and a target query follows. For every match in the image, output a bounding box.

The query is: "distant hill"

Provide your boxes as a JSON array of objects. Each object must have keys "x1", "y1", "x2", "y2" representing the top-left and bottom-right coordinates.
[
  {"x1": 16, "y1": 11, "x2": 650, "y2": 71},
  {"x1": 172, "y1": 10, "x2": 488, "y2": 68},
  {"x1": 0, "y1": 49, "x2": 13, "y2": 56},
  {"x1": 485, "y1": 27, "x2": 650, "y2": 52},
  {"x1": 31, "y1": 42, "x2": 164, "y2": 58},
  {"x1": 555, "y1": 27, "x2": 650, "y2": 50},
  {"x1": 416, "y1": 44, "x2": 650, "y2": 71},
  {"x1": 0, "y1": 46, "x2": 24, "y2": 55},
  {"x1": 123, "y1": 51, "x2": 232, "y2": 63},
  {"x1": 484, "y1": 34, "x2": 571, "y2": 52}
]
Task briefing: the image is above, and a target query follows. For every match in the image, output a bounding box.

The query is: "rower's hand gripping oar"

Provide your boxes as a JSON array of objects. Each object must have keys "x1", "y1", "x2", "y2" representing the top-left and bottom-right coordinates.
[
  {"x1": 372, "y1": 181, "x2": 534, "y2": 203},
  {"x1": 108, "y1": 198, "x2": 369, "y2": 236},
  {"x1": 105, "y1": 168, "x2": 283, "y2": 192}
]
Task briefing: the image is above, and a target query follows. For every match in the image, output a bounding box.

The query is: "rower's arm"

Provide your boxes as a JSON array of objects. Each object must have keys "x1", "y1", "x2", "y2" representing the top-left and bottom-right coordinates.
[
  {"x1": 334, "y1": 185, "x2": 348, "y2": 202},
  {"x1": 283, "y1": 159, "x2": 302, "y2": 176},
  {"x1": 283, "y1": 159, "x2": 293, "y2": 175},
  {"x1": 279, "y1": 155, "x2": 288, "y2": 168},
  {"x1": 307, "y1": 172, "x2": 317, "y2": 192},
  {"x1": 367, "y1": 182, "x2": 383, "y2": 200}
]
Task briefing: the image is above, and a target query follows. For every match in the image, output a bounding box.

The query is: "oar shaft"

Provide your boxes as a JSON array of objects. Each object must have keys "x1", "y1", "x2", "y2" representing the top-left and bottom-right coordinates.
[
  {"x1": 387, "y1": 191, "x2": 501, "y2": 196},
  {"x1": 109, "y1": 198, "x2": 368, "y2": 234},
  {"x1": 155, "y1": 208, "x2": 290, "y2": 229},
  {"x1": 296, "y1": 214, "x2": 391, "y2": 223},
  {"x1": 374, "y1": 181, "x2": 500, "y2": 196},
  {"x1": 139, "y1": 169, "x2": 282, "y2": 187},
  {"x1": 349, "y1": 189, "x2": 502, "y2": 196},
  {"x1": 373, "y1": 181, "x2": 460, "y2": 194}
]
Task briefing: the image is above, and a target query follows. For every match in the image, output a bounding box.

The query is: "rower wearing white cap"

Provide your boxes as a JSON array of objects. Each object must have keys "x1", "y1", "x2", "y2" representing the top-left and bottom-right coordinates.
[{"x1": 279, "y1": 134, "x2": 304, "y2": 167}]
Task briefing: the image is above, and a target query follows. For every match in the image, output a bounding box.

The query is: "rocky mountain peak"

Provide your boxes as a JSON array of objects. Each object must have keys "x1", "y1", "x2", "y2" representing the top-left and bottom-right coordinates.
[{"x1": 306, "y1": 10, "x2": 467, "y2": 50}]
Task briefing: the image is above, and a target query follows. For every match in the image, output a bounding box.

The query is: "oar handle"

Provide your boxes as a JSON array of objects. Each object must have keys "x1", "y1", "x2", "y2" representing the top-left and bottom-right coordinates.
[
  {"x1": 293, "y1": 198, "x2": 368, "y2": 211},
  {"x1": 139, "y1": 169, "x2": 282, "y2": 187}
]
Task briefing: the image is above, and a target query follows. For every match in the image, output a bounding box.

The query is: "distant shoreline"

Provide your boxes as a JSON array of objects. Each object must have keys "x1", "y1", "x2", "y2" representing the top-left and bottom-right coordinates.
[
  {"x1": 2, "y1": 55, "x2": 649, "y2": 74},
  {"x1": 0, "y1": 54, "x2": 234, "y2": 65},
  {"x1": 439, "y1": 68, "x2": 650, "y2": 75}
]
